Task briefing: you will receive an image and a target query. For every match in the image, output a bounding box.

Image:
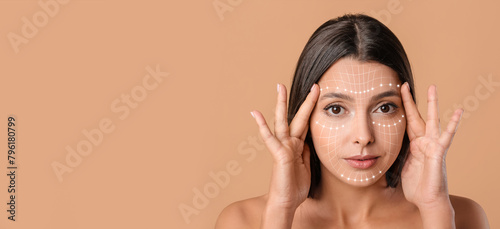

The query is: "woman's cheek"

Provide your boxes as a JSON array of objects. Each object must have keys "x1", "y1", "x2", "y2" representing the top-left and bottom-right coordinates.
[
  {"x1": 309, "y1": 114, "x2": 349, "y2": 171},
  {"x1": 310, "y1": 116, "x2": 336, "y2": 165},
  {"x1": 372, "y1": 113, "x2": 407, "y2": 158}
]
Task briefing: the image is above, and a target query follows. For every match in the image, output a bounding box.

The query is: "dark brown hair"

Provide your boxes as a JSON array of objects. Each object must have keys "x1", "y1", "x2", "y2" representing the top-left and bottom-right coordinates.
[{"x1": 287, "y1": 14, "x2": 416, "y2": 198}]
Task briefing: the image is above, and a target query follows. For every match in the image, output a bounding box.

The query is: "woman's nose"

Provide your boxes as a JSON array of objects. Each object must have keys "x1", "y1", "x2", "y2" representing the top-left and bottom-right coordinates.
[{"x1": 352, "y1": 114, "x2": 374, "y2": 146}]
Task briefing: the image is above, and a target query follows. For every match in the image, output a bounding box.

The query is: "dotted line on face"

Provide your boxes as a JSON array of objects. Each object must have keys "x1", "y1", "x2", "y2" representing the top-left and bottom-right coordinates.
[
  {"x1": 315, "y1": 115, "x2": 405, "y2": 129},
  {"x1": 372, "y1": 115, "x2": 405, "y2": 127},
  {"x1": 315, "y1": 121, "x2": 345, "y2": 130},
  {"x1": 319, "y1": 84, "x2": 400, "y2": 94},
  {"x1": 341, "y1": 170, "x2": 383, "y2": 182}
]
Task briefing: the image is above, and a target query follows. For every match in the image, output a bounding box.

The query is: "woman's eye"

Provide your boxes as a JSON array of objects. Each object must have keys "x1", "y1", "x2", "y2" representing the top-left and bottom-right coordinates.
[
  {"x1": 375, "y1": 103, "x2": 396, "y2": 114},
  {"x1": 326, "y1": 105, "x2": 345, "y2": 115}
]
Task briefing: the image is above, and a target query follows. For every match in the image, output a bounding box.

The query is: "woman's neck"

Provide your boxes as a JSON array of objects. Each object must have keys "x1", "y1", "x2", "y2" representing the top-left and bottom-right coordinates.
[{"x1": 304, "y1": 165, "x2": 405, "y2": 225}]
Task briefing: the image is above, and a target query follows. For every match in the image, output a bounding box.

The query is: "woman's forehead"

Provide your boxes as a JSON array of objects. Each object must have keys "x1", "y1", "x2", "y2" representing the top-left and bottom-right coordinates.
[{"x1": 318, "y1": 58, "x2": 400, "y2": 88}]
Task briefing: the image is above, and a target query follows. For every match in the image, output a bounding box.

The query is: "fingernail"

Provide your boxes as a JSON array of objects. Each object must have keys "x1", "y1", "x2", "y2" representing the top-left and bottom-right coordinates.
[
  {"x1": 277, "y1": 83, "x2": 280, "y2": 93},
  {"x1": 310, "y1": 84, "x2": 316, "y2": 92},
  {"x1": 403, "y1": 82, "x2": 409, "y2": 90},
  {"x1": 250, "y1": 111, "x2": 255, "y2": 118}
]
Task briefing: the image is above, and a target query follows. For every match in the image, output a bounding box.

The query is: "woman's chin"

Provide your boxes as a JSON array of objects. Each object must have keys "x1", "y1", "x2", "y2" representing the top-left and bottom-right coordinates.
[
  {"x1": 340, "y1": 177, "x2": 379, "y2": 187},
  {"x1": 331, "y1": 169, "x2": 386, "y2": 187}
]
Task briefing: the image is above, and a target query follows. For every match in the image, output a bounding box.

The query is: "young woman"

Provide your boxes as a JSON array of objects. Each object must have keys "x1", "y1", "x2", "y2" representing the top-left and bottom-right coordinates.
[{"x1": 215, "y1": 14, "x2": 489, "y2": 229}]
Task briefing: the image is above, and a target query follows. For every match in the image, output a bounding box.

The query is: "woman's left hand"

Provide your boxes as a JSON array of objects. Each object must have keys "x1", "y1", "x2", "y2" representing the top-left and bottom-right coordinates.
[{"x1": 400, "y1": 82, "x2": 463, "y2": 210}]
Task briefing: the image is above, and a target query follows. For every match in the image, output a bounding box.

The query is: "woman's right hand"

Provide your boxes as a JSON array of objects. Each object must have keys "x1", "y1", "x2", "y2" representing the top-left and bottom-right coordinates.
[{"x1": 250, "y1": 83, "x2": 320, "y2": 212}]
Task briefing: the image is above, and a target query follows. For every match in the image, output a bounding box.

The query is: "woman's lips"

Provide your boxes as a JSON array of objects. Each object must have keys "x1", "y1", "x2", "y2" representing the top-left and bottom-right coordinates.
[{"x1": 344, "y1": 156, "x2": 379, "y2": 169}]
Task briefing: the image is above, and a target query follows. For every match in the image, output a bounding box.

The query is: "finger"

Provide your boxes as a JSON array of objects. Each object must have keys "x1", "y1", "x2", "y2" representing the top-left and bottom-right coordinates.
[
  {"x1": 302, "y1": 143, "x2": 311, "y2": 173},
  {"x1": 290, "y1": 84, "x2": 320, "y2": 140},
  {"x1": 426, "y1": 85, "x2": 440, "y2": 138},
  {"x1": 439, "y1": 108, "x2": 463, "y2": 148},
  {"x1": 300, "y1": 123, "x2": 309, "y2": 142},
  {"x1": 251, "y1": 110, "x2": 283, "y2": 156},
  {"x1": 405, "y1": 126, "x2": 417, "y2": 142},
  {"x1": 401, "y1": 82, "x2": 426, "y2": 140},
  {"x1": 275, "y1": 83, "x2": 290, "y2": 141}
]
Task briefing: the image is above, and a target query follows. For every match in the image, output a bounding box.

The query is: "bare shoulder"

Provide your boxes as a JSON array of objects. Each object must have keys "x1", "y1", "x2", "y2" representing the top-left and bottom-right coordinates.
[
  {"x1": 449, "y1": 194, "x2": 490, "y2": 229},
  {"x1": 214, "y1": 195, "x2": 267, "y2": 229}
]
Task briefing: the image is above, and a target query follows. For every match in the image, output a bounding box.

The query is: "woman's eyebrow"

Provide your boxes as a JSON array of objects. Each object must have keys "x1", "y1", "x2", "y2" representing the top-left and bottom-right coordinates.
[
  {"x1": 320, "y1": 92, "x2": 353, "y2": 101},
  {"x1": 370, "y1": 90, "x2": 400, "y2": 103}
]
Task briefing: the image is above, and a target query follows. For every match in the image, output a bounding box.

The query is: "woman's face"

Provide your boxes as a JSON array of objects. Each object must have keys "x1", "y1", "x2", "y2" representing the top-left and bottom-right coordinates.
[{"x1": 310, "y1": 57, "x2": 406, "y2": 186}]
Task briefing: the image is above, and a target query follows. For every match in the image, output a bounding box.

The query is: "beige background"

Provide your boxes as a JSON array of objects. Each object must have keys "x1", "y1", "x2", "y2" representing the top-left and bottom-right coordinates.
[{"x1": 0, "y1": 0, "x2": 498, "y2": 228}]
